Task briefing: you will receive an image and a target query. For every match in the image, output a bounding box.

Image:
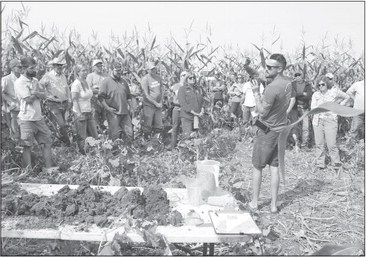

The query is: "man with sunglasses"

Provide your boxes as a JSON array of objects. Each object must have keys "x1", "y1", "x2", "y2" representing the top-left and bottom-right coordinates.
[
  {"x1": 2, "y1": 59, "x2": 22, "y2": 142},
  {"x1": 14, "y1": 57, "x2": 55, "y2": 171},
  {"x1": 39, "y1": 57, "x2": 71, "y2": 146},
  {"x1": 249, "y1": 53, "x2": 294, "y2": 214},
  {"x1": 98, "y1": 62, "x2": 133, "y2": 144},
  {"x1": 167, "y1": 70, "x2": 188, "y2": 149},
  {"x1": 140, "y1": 62, "x2": 164, "y2": 140}
]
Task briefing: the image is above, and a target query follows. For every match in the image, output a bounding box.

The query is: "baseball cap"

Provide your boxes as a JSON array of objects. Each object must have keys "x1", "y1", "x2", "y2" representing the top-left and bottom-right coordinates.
[
  {"x1": 181, "y1": 71, "x2": 188, "y2": 77},
  {"x1": 146, "y1": 62, "x2": 156, "y2": 70},
  {"x1": 51, "y1": 57, "x2": 66, "y2": 65},
  {"x1": 9, "y1": 59, "x2": 21, "y2": 69},
  {"x1": 110, "y1": 62, "x2": 122, "y2": 70},
  {"x1": 92, "y1": 59, "x2": 103, "y2": 66},
  {"x1": 325, "y1": 73, "x2": 334, "y2": 79}
]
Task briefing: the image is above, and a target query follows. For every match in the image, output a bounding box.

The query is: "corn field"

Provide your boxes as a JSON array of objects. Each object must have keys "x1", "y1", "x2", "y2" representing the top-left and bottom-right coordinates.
[{"x1": 2, "y1": 4, "x2": 364, "y2": 91}]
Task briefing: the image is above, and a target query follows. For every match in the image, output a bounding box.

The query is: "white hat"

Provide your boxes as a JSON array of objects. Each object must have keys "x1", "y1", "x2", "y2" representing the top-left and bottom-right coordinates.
[
  {"x1": 92, "y1": 59, "x2": 103, "y2": 66},
  {"x1": 51, "y1": 57, "x2": 66, "y2": 65},
  {"x1": 325, "y1": 73, "x2": 334, "y2": 79},
  {"x1": 146, "y1": 62, "x2": 156, "y2": 70}
]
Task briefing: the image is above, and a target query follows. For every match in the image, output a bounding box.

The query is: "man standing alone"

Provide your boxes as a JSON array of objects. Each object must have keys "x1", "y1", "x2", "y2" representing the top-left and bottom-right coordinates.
[{"x1": 249, "y1": 54, "x2": 293, "y2": 213}]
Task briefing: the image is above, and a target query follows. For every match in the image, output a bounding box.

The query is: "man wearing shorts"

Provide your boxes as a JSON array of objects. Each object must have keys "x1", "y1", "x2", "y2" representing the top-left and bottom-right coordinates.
[
  {"x1": 140, "y1": 62, "x2": 164, "y2": 139},
  {"x1": 14, "y1": 57, "x2": 54, "y2": 170},
  {"x1": 249, "y1": 54, "x2": 293, "y2": 213}
]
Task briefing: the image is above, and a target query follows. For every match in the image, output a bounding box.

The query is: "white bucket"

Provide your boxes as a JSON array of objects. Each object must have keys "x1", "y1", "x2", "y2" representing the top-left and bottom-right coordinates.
[{"x1": 197, "y1": 160, "x2": 221, "y2": 187}]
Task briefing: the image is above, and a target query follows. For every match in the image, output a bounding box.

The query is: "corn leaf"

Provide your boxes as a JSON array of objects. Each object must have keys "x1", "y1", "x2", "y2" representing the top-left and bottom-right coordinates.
[
  {"x1": 208, "y1": 46, "x2": 219, "y2": 57},
  {"x1": 41, "y1": 36, "x2": 56, "y2": 50},
  {"x1": 251, "y1": 43, "x2": 261, "y2": 52},
  {"x1": 11, "y1": 36, "x2": 23, "y2": 55},
  {"x1": 22, "y1": 31, "x2": 38, "y2": 41},
  {"x1": 272, "y1": 35, "x2": 281, "y2": 46},
  {"x1": 150, "y1": 35, "x2": 156, "y2": 51},
  {"x1": 173, "y1": 38, "x2": 184, "y2": 53},
  {"x1": 103, "y1": 46, "x2": 113, "y2": 56},
  {"x1": 15, "y1": 28, "x2": 24, "y2": 40},
  {"x1": 117, "y1": 48, "x2": 125, "y2": 59},
  {"x1": 127, "y1": 51, "x2": 138, "y2": 64}
]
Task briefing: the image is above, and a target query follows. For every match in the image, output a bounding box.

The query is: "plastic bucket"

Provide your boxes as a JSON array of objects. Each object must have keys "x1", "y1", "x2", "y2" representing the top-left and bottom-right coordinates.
[{"x1": 197, "y1": 160, "x2": 221, "y2": 187}]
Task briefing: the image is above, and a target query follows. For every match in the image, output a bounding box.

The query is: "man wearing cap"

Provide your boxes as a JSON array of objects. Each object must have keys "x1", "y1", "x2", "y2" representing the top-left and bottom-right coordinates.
[
  {"x1": 98, "y1": 62, "x2": 133, "y2": 143},
  {"x1": 39, "y1": 57, "x2": 71, "y2": 146},
  {"x1": 2, "y1": 59, "x2": 22, "y2": 142},
  {"x1": 167, "y1": 70, "x2": 188, "y2": 149},
  {"x1": 249, "y1": 53, "x2": 294, "y2": 213},
  {"x1": 325, "y1": 73, "x2": 340, "y2": 89},
  {"x1": 227, "y1": 74, "x2": 245, "y2": 119},
  {"x1": 86, "y1": 59, "x2": 107, "y2": 132},
  {"x1": 14, "y1": 56, "x2": 54, "y2": 170},
  {"x1": 288, "y1": 71, "x2": 313, "y2": 149},
  {"x1": 140, "y1": 62, "x2": 164, "y2": 139}
]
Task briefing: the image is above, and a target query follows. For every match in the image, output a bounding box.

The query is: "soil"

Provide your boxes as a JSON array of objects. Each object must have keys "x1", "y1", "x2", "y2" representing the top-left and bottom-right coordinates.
[
  {"x1": 2, "y1": 182, "x2": 183, "y2": 229},
  {"x1": 1, "y1": 127, "x2": 364, "y2": 255}
]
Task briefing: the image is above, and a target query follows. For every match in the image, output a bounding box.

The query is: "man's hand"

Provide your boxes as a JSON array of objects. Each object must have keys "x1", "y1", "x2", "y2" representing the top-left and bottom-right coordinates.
[
  {"x1": 155, "y1": 102, "x2": 163, "y2": 109},
  {"x1": 107, "y1": 107, "x2": 117, "y2": 113}
]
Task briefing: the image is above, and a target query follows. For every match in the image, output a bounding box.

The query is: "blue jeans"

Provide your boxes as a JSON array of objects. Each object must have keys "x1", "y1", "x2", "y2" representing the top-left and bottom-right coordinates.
[{"x1": 106, "y1": 112, "x2": 133, "y2": 141}]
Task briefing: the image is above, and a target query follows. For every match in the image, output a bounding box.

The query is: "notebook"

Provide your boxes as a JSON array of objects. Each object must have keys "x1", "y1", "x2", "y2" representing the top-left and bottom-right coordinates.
[{"x1": 209, "y1": 211, "x2": 261, "y2": 235}]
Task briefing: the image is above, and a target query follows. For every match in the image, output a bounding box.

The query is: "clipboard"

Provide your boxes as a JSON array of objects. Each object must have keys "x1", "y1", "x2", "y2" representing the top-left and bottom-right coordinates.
[{"x1": 209, "y1": 211, "x2": 261, "y2": 235}]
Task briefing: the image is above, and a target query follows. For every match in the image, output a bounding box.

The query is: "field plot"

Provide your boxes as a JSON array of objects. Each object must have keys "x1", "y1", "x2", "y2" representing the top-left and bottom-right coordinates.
[{"x1": 1, "y1": 128, "x2": 364, "y2": 255}]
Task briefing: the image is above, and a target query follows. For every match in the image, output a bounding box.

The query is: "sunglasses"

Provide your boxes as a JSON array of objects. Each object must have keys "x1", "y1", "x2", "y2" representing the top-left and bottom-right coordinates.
[
  {"x1": 327, "y1": 78, "x2": 333, "y2": 80},
  {"x1": 188, "y1": 76, "x2": 196, "y2": 80},
  {"x1": 294, "y1": 74, "x2": 301, "y2": 77},
  {"x1": 266, "y1": 65, "x2": 280, "y2": 70},
  {"x1": 318, "y1": 83, "x2": 326, "y2": 86}
]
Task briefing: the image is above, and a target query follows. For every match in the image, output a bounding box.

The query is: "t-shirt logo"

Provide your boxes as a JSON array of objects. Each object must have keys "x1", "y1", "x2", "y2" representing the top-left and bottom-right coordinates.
[{"x1": 151, "y1": 81, "x2": 160, "y2": 88}]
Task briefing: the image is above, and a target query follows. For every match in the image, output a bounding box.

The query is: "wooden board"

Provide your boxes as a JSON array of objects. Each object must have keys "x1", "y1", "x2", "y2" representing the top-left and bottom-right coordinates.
[{"x1": 1, "y1": 183, "x2": 260, "y2": 243}]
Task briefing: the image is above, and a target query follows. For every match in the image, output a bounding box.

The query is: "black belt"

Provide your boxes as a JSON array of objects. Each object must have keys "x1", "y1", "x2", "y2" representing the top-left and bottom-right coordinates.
[{"x1": 48, "y1": 100, "x2": 68, "y2": 104}]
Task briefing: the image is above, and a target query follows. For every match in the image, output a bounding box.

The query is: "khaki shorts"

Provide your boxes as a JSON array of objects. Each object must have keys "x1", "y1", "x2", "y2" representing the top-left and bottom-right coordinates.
[
  {"x1": 252, "y1": 128, "x2": 279, "y2": 169},
  {"x1": 19, "y1": 119, "x2": 52, "y2": 146}
]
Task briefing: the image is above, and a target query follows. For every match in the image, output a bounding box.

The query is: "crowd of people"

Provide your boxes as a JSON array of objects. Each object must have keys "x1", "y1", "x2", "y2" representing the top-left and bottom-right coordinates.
[{"x1": 1, "y1": 53, "x2": 364, "y2": 211}]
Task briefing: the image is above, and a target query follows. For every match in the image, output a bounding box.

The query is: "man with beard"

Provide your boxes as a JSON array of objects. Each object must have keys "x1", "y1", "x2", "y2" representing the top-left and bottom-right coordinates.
[
  {"x1": 39, "y1": 57, "x2": 71, "y2": 146},
  {"x1": 248, "y1": 53, "x2": 293, "y2": 214},
  {"x1": 2, "y1": 59, "x2": 22, "y2": 142},
  {"x1": 98, "y1": 62, "x2": 133, "y2": 144},
  {"x1": 14, "y1": 57, "x2": 54, "y2": 170}
]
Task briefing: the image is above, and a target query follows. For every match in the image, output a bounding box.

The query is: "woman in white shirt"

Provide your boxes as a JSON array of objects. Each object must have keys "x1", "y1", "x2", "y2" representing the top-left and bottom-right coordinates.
[
  {"x1": 71, "y1": 64, "x2": 98, "y2": 154},
  {"x1": 311, "y1": 75, "x2": 350, "y2": 169}
]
